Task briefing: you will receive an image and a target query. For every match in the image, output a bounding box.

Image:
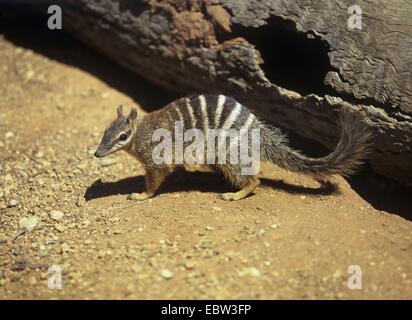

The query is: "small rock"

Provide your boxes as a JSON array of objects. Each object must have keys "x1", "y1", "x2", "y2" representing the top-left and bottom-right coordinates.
[
  {"x1": 49, "y1": 210, "x2": 64, "y2": 221},
  {"x1": 333, "y1": 270, "x2": 342, "y2": 279},
  {"x1": 0, "y1": 232, "x2": 7, "y2": 242},
  {"x1": 196, "y1": 239, "x2": 210, "y2": 249},
  {"x1": 35, "y1": 151, "x2": 44, "y2": 158},
  {"x1": 75, "y1": 196, "x2": 85, "y2": 207},
  {"x1": 11, "y1": 260, "x2": 27, "y2": 272},
  {"x1": 184, "y1": 261, "x2": 196, "y2": 270},
  {"x1": 211, "y1": 206, "x2": 221, "y2": 213},
  {"x1": 28, "y1": 276, "x2": 38, "y2": 286},
  {"x1": 54, "y1": 223, "x2": 66, "y2": 232},
  {"x1": 4, "y1": 131, "x2": 15, "y2": 139},
  {"x1": 8, "y1": 199, "x2": 19, "y2": 208},
  {"x1": 99, "y1": 157, "x2": 118, "y2": 167},
  {"x1": 61, "y1": 243, "x2": 71, "y2": 253},
  {"x1": 131, "y1": 264, "x2": 142, "y2": 274},
  {"x1": 160, "y1": 268, "x2": 173, "y2": 280},
  {"x1": 4, "y1": 174, "x2": 13, "y2": 183},
  {"x1": 97, "y1": 250, "x2": 106, "y2": 258},
  {"x1": 25, "y1": 70, "x2": 35, "y2": 80},
  {"x1": 37, "y1": 245, "x2": 47, "y2": 257},
  {"x1": 238, "y1": 267, "x2": 261, "y2": 278},
  {"x1": 19, "y1": 216, "x2": 38, "y2": 231},
  {"x1": 270, "y1": 223, "x2": 279, "y2": 230}
]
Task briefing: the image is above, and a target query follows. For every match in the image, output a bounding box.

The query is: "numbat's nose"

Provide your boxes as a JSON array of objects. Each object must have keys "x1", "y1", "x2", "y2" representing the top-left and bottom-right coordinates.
[{"x1": 94, "y1": 151, "x2": 101, "y2": 158}]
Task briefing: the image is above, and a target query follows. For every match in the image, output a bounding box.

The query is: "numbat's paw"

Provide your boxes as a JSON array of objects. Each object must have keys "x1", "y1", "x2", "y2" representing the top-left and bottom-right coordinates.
[
  {"x1": 219, "y1": 192, "x2": 241, "y2": 201},
  {"x1": 127, "y1": 192, "x2": 152, "y2": 201}
]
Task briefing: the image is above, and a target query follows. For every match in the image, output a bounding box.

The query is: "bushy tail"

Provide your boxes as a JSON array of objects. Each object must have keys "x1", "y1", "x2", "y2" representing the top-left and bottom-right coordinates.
[{"x1": 260, "y1": 108, "x2": 374, "y2": 178}]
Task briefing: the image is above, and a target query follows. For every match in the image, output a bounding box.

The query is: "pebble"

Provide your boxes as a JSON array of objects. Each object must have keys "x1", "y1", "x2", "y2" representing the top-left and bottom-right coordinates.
[
  {"x1": 28, "y1": 277, "x2": 37, "y2": 286},
  {"x1": 37, "y1": 245, "x2": 48, "y2": 257},
  {"x1": 19, "y1": 216, "x2": 38, "y2": 231},
  {"x1": 131, "y1": 264, "x2": 142, "y2": 274},
  {"x1": 160, "y1": 268, "x2": 174, "y2": 280},
  {"x1": 54, "y1": 223, "x2": 66, "y2": 232},
  {"x1": 49, "y1": 210, "x2": 64, "y2": 221},
  {"x1": 75, "y1": 196, "x2": 85, "y2": 207},
  {"x1": 238, "y1": 267, "x2": 261, "y2": 278},
  {"x1": 99, "y1": 157, "x2": 118, "y2": 167},
  {"x1": 196, "y1": 239, "x2": 210, "y2": 249},
  {"x1": 61, "y1": 243, "x2": 71, "y2": 253},
  {"x1": 8, "y1": 199, "x2": 19, "y2": 208},
  {"x1": 25, "y1": 70, "x2": 35, "y2": 80},
  {"x1": 270, "y1": 223, "x2": 279, "y2": 230},
  {"x1": 4, "y1": 174, "x2": 13, "y2": 183},
  {"x1": 4, "y1": 131, "x2": 15, "y2": 139},
  {"x1": 35, "y1": 151, "x2": 44, "y2": 158},
  {"x1": 184, "y1": 261, "x2": 196, "y2": 270},
  {"x1": 11, "y1": 260, "x2": 27, "y2": 272},
  {"x1": 211, "y1": 206, "x2": 221, "y2": 213},
  {"x1": 333, "y1": 270, "x2": 342, "y2": 279}
]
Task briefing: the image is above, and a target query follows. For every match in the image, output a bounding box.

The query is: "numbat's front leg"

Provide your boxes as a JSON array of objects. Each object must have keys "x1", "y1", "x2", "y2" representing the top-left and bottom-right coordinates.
[{"x1": 128, "y1": 166, "x2": 171, "y2": 201}]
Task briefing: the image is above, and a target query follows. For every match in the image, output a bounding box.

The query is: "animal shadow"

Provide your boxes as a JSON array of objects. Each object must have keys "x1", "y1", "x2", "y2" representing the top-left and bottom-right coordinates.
[{"x1": 84, "y1": 170, "x2": 339, "y2": 201}]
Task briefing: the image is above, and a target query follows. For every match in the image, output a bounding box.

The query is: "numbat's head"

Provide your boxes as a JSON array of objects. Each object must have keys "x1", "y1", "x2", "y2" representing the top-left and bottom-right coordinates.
[{"x1": 94, "y1": 105, "x2": 137, "y2": 158}]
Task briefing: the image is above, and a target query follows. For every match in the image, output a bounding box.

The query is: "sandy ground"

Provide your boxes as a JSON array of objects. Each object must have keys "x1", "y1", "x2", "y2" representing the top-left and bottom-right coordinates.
[{"x1": 0, "y1": 34, "x2": 411, "y2": 300}]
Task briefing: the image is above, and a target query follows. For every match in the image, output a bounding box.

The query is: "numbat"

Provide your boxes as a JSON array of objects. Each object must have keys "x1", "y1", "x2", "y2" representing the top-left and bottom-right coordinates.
[{"x1": 94, "y1": 94, "x2": 373, "y2": 201}]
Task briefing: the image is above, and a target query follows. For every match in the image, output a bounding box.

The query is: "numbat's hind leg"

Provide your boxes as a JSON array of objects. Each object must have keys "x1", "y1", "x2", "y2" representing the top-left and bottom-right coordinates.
[{"x1": 219, "y1": 176, "x2": 260, "y2": 201}]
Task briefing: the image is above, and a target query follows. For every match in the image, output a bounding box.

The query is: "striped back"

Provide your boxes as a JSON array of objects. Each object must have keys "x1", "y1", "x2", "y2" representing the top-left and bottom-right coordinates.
[{"x1": 173, "y1": 94, "x2": 256, "y2": 132}]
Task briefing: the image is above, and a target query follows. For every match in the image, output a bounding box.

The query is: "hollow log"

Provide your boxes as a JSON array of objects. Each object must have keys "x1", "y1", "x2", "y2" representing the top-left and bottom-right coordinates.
[{"x1": 60, "y1": 0, "x2": 412, "y2": 184}]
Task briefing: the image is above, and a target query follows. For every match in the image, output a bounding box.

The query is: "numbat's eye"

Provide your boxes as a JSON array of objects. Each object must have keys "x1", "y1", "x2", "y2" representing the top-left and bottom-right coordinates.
[{"x1": 119, "y1": 133, "x2": 128, "y2": 141}]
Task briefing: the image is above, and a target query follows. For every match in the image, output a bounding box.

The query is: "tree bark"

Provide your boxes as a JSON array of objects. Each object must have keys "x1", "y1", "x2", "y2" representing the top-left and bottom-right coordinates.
[{"x1": 61, "y1": 0, "x2": 412, "y2": 185}]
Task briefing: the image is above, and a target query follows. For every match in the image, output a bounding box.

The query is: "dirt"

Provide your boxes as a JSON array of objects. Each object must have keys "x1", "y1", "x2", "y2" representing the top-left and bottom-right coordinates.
[{"x1": 0, "y1": 34, "x2": 411, "y2": 300}]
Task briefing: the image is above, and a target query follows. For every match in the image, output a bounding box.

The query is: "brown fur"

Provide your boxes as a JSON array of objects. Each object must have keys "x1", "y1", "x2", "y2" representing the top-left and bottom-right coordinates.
[{"x1": 95, "y1": 97, "x2": 373, "y2": 201}]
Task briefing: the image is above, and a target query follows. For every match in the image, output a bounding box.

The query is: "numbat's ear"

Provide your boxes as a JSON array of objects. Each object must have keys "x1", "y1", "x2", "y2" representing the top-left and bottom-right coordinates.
[
  {"x1": 127, "y1": 107, "x2": 138, "y2": 122},
  {"x1": 116, "y1": 105, "x2": 124, "y2": 118}
]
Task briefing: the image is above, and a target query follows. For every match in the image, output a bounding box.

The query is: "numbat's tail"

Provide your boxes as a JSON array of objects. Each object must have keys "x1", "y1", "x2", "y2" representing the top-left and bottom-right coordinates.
[{"x1": 260, "y1": 108, "x2": 374, "y2": 178}]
